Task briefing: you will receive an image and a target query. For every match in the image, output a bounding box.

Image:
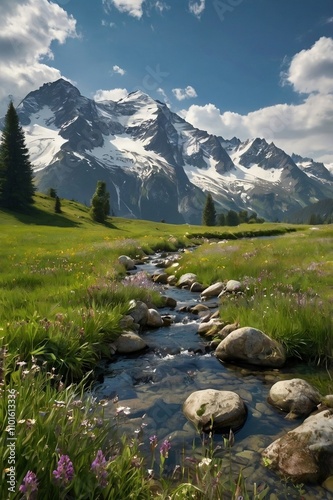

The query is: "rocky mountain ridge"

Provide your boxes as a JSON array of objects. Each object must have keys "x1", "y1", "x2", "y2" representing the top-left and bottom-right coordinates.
[{"x1": 6, "y1": 79, "x2": 333, "y2": 223}]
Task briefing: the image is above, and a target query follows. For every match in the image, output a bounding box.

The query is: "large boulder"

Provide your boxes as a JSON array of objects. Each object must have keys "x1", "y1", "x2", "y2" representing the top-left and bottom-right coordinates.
[
  {"x1": 201, "y1": 282, "x2": 224, "y2": 299},
  {"x1": 262, "y1": 409, "x2": 333, "y2": 484},
  {"x1": 221, "y1": 279, "x2": 242, "y2": 294},
  {"x1": 268, "y1": 378, "x2": 321, "y2": 419},
  {"x1": 176, "y1": 273, "x2": 198, "y2": 288},
  {"x1": 128, "y1": 300, "x2": 149, "y2": 325},
  {"x1": 183, "y1": 389, "x2": 247, "y2": 433},
  {"x1": 215, "y1": 326, "x2": 286, "y2": 368},
  {"x1": 147, "y1": 308, "x2": 164, "y2": 328},
  {"x1": 114, "y1": 331, "x2": 147, "y2": 353},
  {"x1": 118, "y1": 255, "x2": 136, "y2": 270}
]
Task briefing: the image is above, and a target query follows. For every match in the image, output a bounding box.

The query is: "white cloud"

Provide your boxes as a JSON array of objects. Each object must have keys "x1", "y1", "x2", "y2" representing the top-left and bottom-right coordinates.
[
  {"x1": 112, "y1": 65, "x2": 126, "y2": 76},
  {"x1": 102, "y1": 19, "x2": 116, "y2": 27},
  {"x1": 154, "y1": 1, "x2": 170, "y2": 13},
  {"x1": 188, "y1": 0, "x2": 205, "y2": 19},
  {"x1": 181, "y1": 37, "x2": 333, "y2": 163},
  {"x1": 283, "y1": 37, "x2": 333, "y2": 94},
  {"x1": 102, "y1": 0, "x2": 145, "y2": 18},
  {"x1": 156, "y1": 87, "x2": 170, "y2": 106},
  {"x1": 183, "y1": 93, "x2": 333, "y2": 163},
  {"x1": 172, "y1": 85, "x2": 198, "y2": 101},
  {"x1": 94, "y1": 88, "x2": 129, "y2": 101},
  {"x1": 0, "y1": 0, "x2": 77, "y2": 113}
]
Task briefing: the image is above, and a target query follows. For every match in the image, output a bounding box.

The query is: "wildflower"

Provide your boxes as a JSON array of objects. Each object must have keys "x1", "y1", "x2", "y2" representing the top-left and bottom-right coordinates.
[
  {"x1": 26, "y1": 419, "x2": 36, "y2": 429},
  {"x1": 116, "y1": 406, "x2": 131, "y2": 415},
  {"x1": 147, "y1": 468, "x2": 154, "y2": 478},
  {"x1": 16, "y1": 361, "x2": 27, "y2": 367},
  {"x1": 91, "y1": 449, "x2": 108, "y2": 488},
  {"x1": 19, "y1": 470, "x2": 38, "y2": 499},
  {"x1": 198, "y1": 457, "x2": 212, "y2": 468},
  {"x1": 160, "y1": 439, "x2": 171, "y2": 458},
  {"x1": 149, "y1": 434, "x2": 158, "y2": 450},
  {"x1": 53, "y1": 454, "x2": 74, "y2": 487}
]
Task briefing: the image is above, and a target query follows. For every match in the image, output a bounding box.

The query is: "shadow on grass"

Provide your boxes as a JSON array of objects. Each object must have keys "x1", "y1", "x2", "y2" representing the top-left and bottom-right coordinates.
[
  {"x1": 9, "y1": 205, "x2": 121, "y2": 229},
  {"x1": 7, "y1": 205, "x2": 81, "y2": 227}
]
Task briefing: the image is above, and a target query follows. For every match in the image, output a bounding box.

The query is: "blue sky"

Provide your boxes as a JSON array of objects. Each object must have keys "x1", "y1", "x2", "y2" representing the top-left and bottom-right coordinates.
[{"x1": 1, "y1": 0, "x2": 333, "y2": 162}]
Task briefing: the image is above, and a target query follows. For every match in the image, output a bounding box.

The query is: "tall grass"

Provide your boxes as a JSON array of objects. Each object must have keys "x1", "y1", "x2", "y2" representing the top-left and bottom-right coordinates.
[
  {"x1": 0, "y1": 365, "x2": 153, "y2": 499},
  {"x1": 173, "y1": 228, "x2": 333, "y2": 364}
]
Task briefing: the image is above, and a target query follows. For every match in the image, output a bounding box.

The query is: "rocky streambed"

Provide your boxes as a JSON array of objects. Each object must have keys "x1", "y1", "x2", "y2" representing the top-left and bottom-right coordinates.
[{"x1": 92, "y1": 251, "x2": 333, "y2": 498}]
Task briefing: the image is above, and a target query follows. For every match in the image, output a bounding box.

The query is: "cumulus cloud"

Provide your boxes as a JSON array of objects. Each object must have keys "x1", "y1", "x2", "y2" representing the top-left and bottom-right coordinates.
[
  {"x1": 94, "y1": 88, "x2": 129, "y2": 101},
  {"x1": 102, "y1": 0, "x2": 145, "y2": 18},
  {"x1": 183, "y1": 93, "x2": 333, "y2": 162},
  {"x1": 172, "y1": 85, "x2": 197, "y2": 101},
  {"x1": 283, "y1": 37, "x2": 333, "y2": 94},
  {"x1": 112, "y1": 65, "x2": 126, "y2": 76},
  {"x1": 0, "y1": 0, "x2": 77, "y2": 112},
  {"x1": 188, "y1": 0, "x2": 205, "y2": 19},
  {"x1": 181, "y1": 37, "x2": 333, "y2": 162},
  {"x1": 102, "y1": 0, "x2": 169, "y2": 18}
]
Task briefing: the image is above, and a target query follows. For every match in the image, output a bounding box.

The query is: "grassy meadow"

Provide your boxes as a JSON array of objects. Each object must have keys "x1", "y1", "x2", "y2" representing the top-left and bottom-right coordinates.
[{"x1": 0, "y1": 193, "x2": 332, "y2": 499}]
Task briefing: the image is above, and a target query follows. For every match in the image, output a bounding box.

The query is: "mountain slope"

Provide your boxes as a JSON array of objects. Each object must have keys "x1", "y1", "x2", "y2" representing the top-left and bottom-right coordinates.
[{"x1": 8, "y1": 79, "x2": 333, "y2": 223}]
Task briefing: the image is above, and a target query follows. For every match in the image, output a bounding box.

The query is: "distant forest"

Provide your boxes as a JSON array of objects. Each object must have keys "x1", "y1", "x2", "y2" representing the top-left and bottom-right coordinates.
[{"x1": 286, "y1": 198, "x2": 333, "y2": 224}]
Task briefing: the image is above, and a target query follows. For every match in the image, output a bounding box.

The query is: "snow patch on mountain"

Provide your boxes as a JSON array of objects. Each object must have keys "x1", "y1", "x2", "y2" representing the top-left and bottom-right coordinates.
[
  {"x1": 25, "y1": 124, "x2": 67, "y2": 170},
  {"x1": 5, "y1": 78, "x2": 332, "y2": 223}
]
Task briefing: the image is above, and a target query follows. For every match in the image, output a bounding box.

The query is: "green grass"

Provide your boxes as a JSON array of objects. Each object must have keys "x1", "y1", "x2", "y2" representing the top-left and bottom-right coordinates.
[
  {"x1": 0, "y1": 193, "x2": 331, "y2": 498},
  {"x1": 172, "y1": 228, "x2": 333, "y2": 366}
]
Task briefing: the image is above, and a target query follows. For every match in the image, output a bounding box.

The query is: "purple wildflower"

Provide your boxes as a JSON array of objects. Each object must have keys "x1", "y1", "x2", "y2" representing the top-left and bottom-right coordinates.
[
  {"x1": 19, "y1": 471, "x2": 38, "y2": 499},
  {"x1": 159, "y1": 439, "x2": 171, "y2": 458},
  {"x1": 91, "y1": 449, "x2": 108, "y2": 488},
  {"x1": 53, "y1": 454, "x2": 74, "y2": 487},
  {"x1": 149, "y1": 435, "x2": 158, "y2": 450}
]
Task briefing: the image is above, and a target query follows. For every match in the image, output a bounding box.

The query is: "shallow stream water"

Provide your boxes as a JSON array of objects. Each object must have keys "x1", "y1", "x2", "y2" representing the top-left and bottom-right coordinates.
[{"x1": 92, "y1": 252, "x2": 331, "y2": 499}]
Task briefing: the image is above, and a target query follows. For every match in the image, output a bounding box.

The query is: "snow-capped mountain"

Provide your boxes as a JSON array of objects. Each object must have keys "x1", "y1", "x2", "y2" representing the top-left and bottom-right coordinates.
[{"x1": 9, "y1": 79, "x2": 333, "y2": 223}]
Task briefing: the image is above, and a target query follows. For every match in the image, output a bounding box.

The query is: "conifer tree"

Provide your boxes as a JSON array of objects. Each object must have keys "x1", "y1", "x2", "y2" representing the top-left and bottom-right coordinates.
[
  {"x1": 90, "y1": 180, "x2": 110, "y2": 223},
  {"x1": 55, "y1": 196, "x2": 62, "y2": 214},
  {"x1": 48, "y1": 187, "x2": 57, "y2": 199},
  {"x1": 226, "y1": 209, "x2": 240, "y2": 226},
  {"x1": 202, "y1": 193, "x2": 216, "y2": 226},
  {"x1": 0, "y1": 102, "x2": 35, "y2": 210}
]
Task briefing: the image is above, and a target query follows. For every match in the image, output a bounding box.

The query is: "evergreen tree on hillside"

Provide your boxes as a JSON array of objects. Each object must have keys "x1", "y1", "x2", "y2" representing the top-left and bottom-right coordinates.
[
  {"x1": 90, "y1": 181, "x2": 110, "y2": 223},
  {"x1": 48, "y1": 187, "x2": 57, "y2": 199},
  {"x1": 0, "y1": 102, "x2": 35, "y2": 210},
  {"x1": 54, "y1": 196, "x2": 62, "y2": 214},
  {"x1": 202, "y1": 193, "x2": 216, "y2": 226}
]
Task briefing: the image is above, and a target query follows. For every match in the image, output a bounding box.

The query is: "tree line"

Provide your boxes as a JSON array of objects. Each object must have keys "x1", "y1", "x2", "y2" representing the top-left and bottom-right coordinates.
[{"x1": 202, "y1": 193, "x2": 264, "y2": 226}]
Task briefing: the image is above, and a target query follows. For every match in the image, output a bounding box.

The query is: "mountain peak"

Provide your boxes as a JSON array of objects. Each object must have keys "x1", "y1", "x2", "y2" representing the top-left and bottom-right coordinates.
[
  {"x1": 4, "y1": 79, "x2": 332, "y2": 224},
  {"x1": 120, "y1": 89, "x2": 156, "y2": 105}
]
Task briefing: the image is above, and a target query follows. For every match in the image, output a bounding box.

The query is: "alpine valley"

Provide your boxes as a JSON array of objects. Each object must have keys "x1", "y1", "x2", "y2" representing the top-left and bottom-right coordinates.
[{"x1": 6, "y1": 79, "x2": 333, "y2": 223}]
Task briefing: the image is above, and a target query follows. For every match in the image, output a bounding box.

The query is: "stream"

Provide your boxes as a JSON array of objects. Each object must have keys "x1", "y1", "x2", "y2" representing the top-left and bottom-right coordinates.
[{"x1": 92, "y1": 252, "x2": 329, "y2": 499}]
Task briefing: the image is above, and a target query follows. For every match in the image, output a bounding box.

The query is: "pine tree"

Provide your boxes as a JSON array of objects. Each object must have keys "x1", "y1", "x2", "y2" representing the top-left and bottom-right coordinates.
[
  {"x1": 90, "y1": 181, "x2": 110, "y2": 223},
  {"x1": 202, "y1": 193, "x2": 216, "y2": 226},
  {"x1": 226, "y1": 209, "x2": 240, "y2": 226},
  {"x1": 55, "y1": 196, "x2": 62, "y2": 214},
  {"x1": 0, "y1": 102, "x2": 35, "y2": 210},
  {"x1": 48, "y1": 187, "x2": 57, "y2": 199}
]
